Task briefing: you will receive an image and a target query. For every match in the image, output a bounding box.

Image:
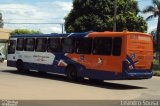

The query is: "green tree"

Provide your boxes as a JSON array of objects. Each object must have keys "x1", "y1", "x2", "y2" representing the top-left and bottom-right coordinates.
[
  {"x1": 65, "y1": 0, "x2": 147, "y2": 33},
  {"x1": 143, "y1": 0, "x2": 160, "y2": 64},
  {"x1": 11, "y1": 29, "x2": 42, "y2": 35},
  {"x1": 0, "y1": 12, "x2": 4, "y2": 28}
]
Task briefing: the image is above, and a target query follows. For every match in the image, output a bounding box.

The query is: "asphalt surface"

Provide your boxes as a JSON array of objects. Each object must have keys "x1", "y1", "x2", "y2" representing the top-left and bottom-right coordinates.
[{"x1": 0, "y1": 62, "x2": 160, "y2": 100}]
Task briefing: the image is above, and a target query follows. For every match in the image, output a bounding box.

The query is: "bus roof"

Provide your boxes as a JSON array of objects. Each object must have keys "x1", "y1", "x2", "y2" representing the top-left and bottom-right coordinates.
[
  {"x1": 89, "y1": 31, "x2": 152, "y2": 37},
  {"x1": 10, "y1": 31, "x2": 152, "y2": 38},
  {"x1": 10, "y1": 32, "x2": 89, "y2": 38}
]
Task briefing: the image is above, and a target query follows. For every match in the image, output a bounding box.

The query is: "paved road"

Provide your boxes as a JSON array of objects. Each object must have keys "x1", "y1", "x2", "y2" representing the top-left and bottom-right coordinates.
[{"x1": 0, "y1": 62, "x2": 160, "y2": 100}]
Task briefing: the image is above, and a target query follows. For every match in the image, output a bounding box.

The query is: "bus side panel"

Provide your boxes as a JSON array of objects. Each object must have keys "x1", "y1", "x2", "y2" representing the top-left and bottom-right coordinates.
[{"x1": 66, "y1": 35, "x2": 126, "y2": 80}]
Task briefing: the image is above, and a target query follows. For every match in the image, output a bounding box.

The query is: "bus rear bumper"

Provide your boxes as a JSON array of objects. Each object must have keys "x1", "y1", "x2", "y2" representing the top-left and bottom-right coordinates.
[{"x1": 123, "y1": 70, "x2": 153, "y2": 79}]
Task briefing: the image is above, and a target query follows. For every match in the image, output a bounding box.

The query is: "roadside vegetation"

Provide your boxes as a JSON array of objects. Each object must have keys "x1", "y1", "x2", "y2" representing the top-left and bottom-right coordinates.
[
  {"x1": 142, "y1": 0, "x2": 160, "y2": 77},
  {"x1": 153, "y1": 59, "x2": 160, "y2": 76},
  {"x1": 143, "y1": 0, "x2": 160, "y2": 65},
  {"x1": 153, "y1": 70, "x2": 160, "y2": 76},
  {"x1": 11, "y1": 29, "x2": 42, "y2": 35}
]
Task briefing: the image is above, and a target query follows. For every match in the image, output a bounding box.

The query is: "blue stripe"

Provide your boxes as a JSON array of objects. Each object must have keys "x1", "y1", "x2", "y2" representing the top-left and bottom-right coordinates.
[{"x1": 11, "y1": 32, "x2": 89, "y2": 38}]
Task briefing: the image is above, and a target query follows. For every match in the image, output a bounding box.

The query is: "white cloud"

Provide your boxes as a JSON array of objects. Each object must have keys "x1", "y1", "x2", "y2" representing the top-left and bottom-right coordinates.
[
  {"x1": 0, "y1": 1, "x2": 72, "y2": 33},
  {"x1": 138, "y1": 12, "x2": 158, "y2": 33},
  {"x1": 148, "y1": 25, "x2": 157, "y2": 33},
  {"x1": 51, "y1": 1, "x2": 72, "y2": 11},
  {"x1": 51, "y1": 26, "x2": 62, "y2": 33}
]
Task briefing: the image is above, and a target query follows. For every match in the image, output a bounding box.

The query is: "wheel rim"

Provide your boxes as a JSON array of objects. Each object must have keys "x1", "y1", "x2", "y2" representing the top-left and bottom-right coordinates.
[
  {"x1": 67, "y1": 66, "x2": 77, "y2": 80},
  {"x1": 70, "y1": 70, "x2": 76, "y2": 78}
]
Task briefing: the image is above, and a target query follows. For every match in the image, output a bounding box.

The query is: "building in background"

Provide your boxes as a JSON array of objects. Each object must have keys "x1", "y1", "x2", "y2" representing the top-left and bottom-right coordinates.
[{"x1": 0, "y1": 28, "x2": 11, "y2": 59}]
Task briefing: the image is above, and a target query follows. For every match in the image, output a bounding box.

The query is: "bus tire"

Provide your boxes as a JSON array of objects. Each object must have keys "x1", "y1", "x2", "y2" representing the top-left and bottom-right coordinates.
[
  {"x1": 16, "y1": 60, "x2": 24, "y2": 72},
  {"x1": 66, "y1": 65, "x2": 78, "y2": 81}
]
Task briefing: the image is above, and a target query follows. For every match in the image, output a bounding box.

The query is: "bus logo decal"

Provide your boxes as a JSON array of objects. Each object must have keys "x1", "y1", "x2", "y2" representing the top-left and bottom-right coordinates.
[
  {"x1": 80, "y1": 55, "x2": 84, "y2": 61},
  {"x1": 131, "y1": 52, "x2": 136, "y2": 59},
  {"x1": 126, "y1": 55, "x2": 139, "y2": 70},
  {"x1": 98, "y1": 58, "x2": 103, "y2": 64}
]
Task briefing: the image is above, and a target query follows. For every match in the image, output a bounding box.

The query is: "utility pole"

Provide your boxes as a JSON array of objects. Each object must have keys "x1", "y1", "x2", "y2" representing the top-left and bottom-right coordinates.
[
  {"x1": 113, "y1": 0, "x2": 117, "y2": 32},
  {"x1": 0, "y1": 12, "x2": 4, "y2": 28},
  {"x1": 61, "y1": 23, "x2": 64, "y2": 34}
]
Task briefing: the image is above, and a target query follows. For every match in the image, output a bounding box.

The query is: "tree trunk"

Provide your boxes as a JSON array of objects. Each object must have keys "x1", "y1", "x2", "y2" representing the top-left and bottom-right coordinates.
[{"x1": 156, "y1": 16, "x2": 160, "y2": 65}]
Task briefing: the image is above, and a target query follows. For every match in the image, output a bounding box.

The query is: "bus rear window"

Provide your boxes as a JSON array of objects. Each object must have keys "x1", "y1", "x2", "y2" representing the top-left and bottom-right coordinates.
[
  {"x1": 112, "y1": 37, "x2": 122, "y2": 56},
  {"x1": 93, "y1": 37, "x2": 112, "y2": 55},
  {"x1": 8, "y1": 40, "x2": 16, "y2": 54},
  {"x1": 48, "y1": 38, "x2": 61, "y2": 53},
  {"x1": 16, "y1": 38, "x2": 24, "y2": 51},
  {"x1": 25, "y1": 38, "x2": 35, "y2": 51},
  {"x1": 62, "y1": 38, "x2": 74, "y2": 53},
  {"x1": 75, "y1": 38, "x2": 92, "y2": 54},
  {"x1": 129, "y1": 35, "x2": 152, "y2": 50},
  {"x1": 35, "y1": 38, "x2": 47, "y2": 52}
]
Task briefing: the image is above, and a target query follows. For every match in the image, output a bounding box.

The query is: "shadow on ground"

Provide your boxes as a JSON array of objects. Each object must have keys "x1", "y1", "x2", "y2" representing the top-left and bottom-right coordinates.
[{"x1": 2, "y1": 70, "x2": 147, "y2": 90}]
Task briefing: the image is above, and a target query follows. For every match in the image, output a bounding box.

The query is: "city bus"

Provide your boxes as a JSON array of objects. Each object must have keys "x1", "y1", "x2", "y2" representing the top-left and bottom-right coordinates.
[{"x1": 7, "y1": 31, "x2": 153, "y2": 81}]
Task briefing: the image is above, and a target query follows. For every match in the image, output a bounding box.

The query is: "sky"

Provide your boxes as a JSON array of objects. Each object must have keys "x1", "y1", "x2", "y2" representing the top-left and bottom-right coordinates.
[{"x1": 0, "y1": 0, "x2": 158, "y2": 34}]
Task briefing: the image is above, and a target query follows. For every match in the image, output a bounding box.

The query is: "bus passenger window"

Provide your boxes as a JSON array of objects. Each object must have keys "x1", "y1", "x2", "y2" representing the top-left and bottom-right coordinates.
[
  {"x1": 25, "y1": 38, "x2": 35, "y2": 51},
  {"x1": 93, "y1": 37, "x2": 112, "y2": 55},
  {"x1": 8, "y1": 40, "x2": 16, "y2": 54},
  {"x1": 75, "y1": 38, "x2": 92, "y2": 54},
  {"x1": 35, "y1": 38, "x2": 47, "y2": 52},
  {"x1": 16, "y1": 38, "x2": 24, "y2": 51},
  {"x1": 62, "y1": 38, "x2": 74, "y2": 53},
  {"x1": 48, "y1": 38, "x2": 61, "y2": 53},
  {"x1": 112, "y1": 37, "x2": 122, "y2": 56}
]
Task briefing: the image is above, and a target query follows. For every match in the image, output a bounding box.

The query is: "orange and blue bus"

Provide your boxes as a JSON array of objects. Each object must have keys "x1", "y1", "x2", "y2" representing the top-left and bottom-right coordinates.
[{"x1": 7, "y1": 31, "x2": 153, "y2": 81}]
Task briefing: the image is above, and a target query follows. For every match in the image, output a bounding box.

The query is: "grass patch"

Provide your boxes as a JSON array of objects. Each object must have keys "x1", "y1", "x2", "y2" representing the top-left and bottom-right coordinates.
[
  {"x1": 153, "y1": 59, "x2": 159, "y2": 65},
  {"x1": 153, "y1": 70, "x2": 160, "y2": 76}
]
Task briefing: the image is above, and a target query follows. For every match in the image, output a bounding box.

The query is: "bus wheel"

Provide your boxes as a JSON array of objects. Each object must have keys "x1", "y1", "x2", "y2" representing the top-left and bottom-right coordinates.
[
  {"x1": 66, "y1": 66, "x2": 78, "y2": 81},
  {"x1": 16, "y1": 60, "x2": 24, "y2": 72}
]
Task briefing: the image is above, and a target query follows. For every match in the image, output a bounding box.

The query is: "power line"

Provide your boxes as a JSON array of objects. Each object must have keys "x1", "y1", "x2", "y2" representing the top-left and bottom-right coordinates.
[
  {"x1": 4, "y1": 22, "x2": 64, "y2": 24},
  {"x1": 4, "y1": 18, "x2": 64, "y2": 20}
]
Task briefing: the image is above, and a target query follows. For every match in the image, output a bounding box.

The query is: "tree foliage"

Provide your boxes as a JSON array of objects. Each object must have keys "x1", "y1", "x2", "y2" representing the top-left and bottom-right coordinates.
[
  {"x1": 143, "y1": 0, "x2": 160, "y2": 49},
  {"x1": 65, "y1": 0, "x2": 147, "y2": 33},
  {"x1": 143, "y1": 0, "x2": 160, "y2": 64},
  {"x1": 11, "y1": 29, "x2": 42, "y2": 35},
  {"x1": 0, "y1": 12, "x2": 4, "y2": 28}
]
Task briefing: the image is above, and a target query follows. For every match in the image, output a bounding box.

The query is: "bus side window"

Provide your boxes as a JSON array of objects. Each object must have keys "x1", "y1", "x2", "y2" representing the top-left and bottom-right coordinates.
[
  {"x1": 24, "y1": 38, "x2": 35, "y2": 51},
  {"x1": 16, "y1": 38, "x2": 24, "y2": 51},
  {"x1": 35, "y1": 38, "x2": 47, "y2": 52},
  {"x1": 62, "y1": 38, "x2": 74, "y2": 53},
  {"x1": 112, "y1": 37, "x2": 122, "y2": 56},
  {"x1": 93, "y1": 37, "x2": 112, "y2": 55},
  {"x1": 47, "y1": 38, "x2": 61, "y2": 53},
  {"x1": 8, "y1": 40, "x2": 16, "y2": 54},
  {"x1": 75, "y1": 38, "x2": 92, "y2": 54}
]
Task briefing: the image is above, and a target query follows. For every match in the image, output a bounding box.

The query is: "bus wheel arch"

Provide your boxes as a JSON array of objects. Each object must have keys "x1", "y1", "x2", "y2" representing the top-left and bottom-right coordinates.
[{"x1": 66, "y1": 64, "x2": 78, "y2": 81}]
